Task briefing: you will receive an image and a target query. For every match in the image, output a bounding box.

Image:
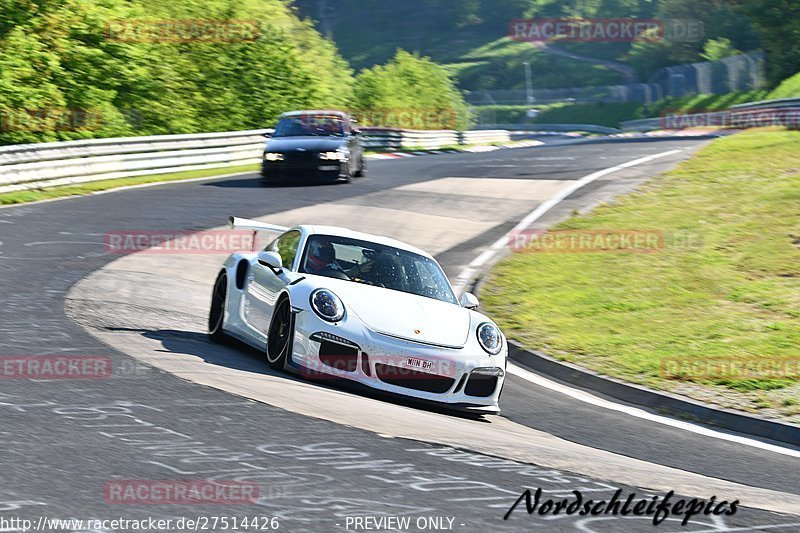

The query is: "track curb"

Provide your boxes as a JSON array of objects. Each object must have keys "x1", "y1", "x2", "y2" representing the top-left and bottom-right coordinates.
[{"x1": 506, "y1": 343, "x2": 800, "y2": 448}]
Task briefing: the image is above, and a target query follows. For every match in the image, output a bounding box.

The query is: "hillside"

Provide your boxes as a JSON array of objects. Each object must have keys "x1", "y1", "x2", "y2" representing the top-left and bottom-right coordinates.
[{"x1": 291, "y1": 0, "x2": 762, "y2": 92}]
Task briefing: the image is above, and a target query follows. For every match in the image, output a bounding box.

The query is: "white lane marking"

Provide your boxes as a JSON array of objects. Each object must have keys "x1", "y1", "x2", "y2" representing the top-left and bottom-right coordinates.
[
  {"x1": 24, "y1": 241, "x2": 101, "y2": 247},
  {"x1": 507, "y1": 362, "x2": 800, "y2": 459},
  {"x1": 452, "y1": 149, "x2": 682, "y2": 293}
]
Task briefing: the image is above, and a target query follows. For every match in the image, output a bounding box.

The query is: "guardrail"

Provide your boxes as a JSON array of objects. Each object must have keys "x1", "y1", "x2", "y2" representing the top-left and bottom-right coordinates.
[
  {"x1": 620, "y1": 117, "x2": 663, "y2": 132},
  {"x1": 475, "y1": 123, "x2": 620, "y2": 134},
  {"x1": 0, "y1": 129, "x2": 272, "y2": 194},
  {"x1": 621, "y1": 97, "x2": 800, "y2": 132},
  {"x1": 459, "y1": 129, "x2": 512, "y2": 145},
  {"x1": 360, "y1": 128, "x2": 513, "y2": 150},
  {"x1": 360, "y1": 128, "x2": 459, "y2": 150},
  {"x1": 729, "y1": 97, "x2": 800, "y2": 110},
  {"x1": 0, "y1": 125, "x2": 574, "y2": 193}
]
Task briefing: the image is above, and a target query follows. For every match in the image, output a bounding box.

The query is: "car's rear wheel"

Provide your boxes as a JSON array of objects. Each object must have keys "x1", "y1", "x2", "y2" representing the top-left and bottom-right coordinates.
[
  {"x1": 266, "y1": 297, "x2": 293, "y2": 369},
  {"x1": 208, "y1": 272, "x2": 228, "y2": 342}
]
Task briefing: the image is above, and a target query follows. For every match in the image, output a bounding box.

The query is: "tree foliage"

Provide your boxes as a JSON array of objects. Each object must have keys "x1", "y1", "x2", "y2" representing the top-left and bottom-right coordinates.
[
  {"x1": 296, "y1": 0, "x2": 781, "y2": 88},
  {"x1": 732, "y1": 0, "x2": 800, "y2": 86},
  {"x1": 0, "y1": 0, "x2": 355, "y2": 144},
  {"x1": 700, "y1": 38, "x2": 741, "y2": 62},
  {"x1": 624, "y1": 0, "x2": 760, "y2": 79},
  {"x1": 353, "y1": 50, "x2": 468, "y2": 129}
]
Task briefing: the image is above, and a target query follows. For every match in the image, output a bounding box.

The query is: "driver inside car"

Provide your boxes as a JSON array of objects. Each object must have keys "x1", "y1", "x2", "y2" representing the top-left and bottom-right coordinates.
[{"x1": 305, "y1": 240, "x2": 344, "y2": 275}]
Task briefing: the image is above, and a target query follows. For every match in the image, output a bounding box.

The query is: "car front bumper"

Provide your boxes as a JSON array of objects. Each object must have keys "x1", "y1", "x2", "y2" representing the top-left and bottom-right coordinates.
[
  {"x1": 287, "y1": 309, "x2": 506, "y2": 414},
  {"x1": 261, "y1": 158, "x2": 346, "y2": 181}
]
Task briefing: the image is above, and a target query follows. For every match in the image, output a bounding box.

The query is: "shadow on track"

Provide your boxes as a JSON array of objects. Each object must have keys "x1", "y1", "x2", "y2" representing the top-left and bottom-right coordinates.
[
  {"x1": 138, "y1": 328, "x2": 490, "y2": 423},
  {"x1": 203, "y1": 178, "x2": 350, "y2": 189}
]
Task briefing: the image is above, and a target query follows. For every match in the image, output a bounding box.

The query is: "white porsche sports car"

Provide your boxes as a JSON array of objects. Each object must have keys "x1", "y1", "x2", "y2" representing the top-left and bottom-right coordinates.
[{"x1": 208, "y1": 217, "x2": 507, "y2": 413}]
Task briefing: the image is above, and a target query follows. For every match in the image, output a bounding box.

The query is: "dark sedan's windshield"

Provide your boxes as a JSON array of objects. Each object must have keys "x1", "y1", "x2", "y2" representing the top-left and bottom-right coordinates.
[
  {"x1": 299, "y1": 235, "x2": 458, "y2": 305},
  {"x1": 273, "y1": 115, "x2": 345, "y2": 137}
]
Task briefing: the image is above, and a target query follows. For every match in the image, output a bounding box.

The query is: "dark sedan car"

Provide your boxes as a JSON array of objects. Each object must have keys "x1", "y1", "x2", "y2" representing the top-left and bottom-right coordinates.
[{"x1": 261, "y1": 110, "x2": 366, "y2": 184}]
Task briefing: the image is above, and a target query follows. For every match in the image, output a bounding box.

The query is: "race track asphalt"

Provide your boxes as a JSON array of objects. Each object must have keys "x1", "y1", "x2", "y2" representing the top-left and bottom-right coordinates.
[{"x1": 1, "y1": 137, "x2": 798, "y2": 532}]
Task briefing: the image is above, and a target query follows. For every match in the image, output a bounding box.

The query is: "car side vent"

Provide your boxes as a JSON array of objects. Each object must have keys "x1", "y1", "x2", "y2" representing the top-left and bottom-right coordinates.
[{"x1": 235, "y1": 261, "x2": 249, "y2": 290}]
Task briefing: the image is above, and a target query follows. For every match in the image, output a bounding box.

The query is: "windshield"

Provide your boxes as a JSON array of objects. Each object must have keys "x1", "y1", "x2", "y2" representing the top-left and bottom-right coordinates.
[
  {"x1": 273, "y1": 115, "x2": 345, "y2": 137},
  {"x1": 299, "y1": 235, "x2": 457, "y2": 305}
]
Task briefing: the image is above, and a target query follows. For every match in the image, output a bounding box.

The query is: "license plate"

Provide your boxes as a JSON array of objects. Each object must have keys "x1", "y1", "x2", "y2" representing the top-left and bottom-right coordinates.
[
  {"x1": 405, "y1": 357, "x2": 433, "y2": 371},
  {"x1": 318, "y1": 165, "x2": 339, "y2": 171}
]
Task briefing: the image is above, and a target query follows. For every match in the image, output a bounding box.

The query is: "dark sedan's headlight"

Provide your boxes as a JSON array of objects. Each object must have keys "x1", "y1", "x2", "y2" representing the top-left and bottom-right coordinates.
[
  {"x1": 477, "y1": 322, "x2": 502, "y2": 355},
  {"x1": 310, "y1": 289, "x2": 345, "y2": 322},
  {"x1": 319, "y1": 150, "x2": 347, "y2": 161},
  {"x1": 264, "y1": 152, "x2": 284, "y2": 161}
]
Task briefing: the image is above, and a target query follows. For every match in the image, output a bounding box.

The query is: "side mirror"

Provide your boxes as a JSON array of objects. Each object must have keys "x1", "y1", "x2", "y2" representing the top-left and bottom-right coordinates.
[
  {"x1": 460, "y1": 292, "x2": 479, "y2": 309},
  {"x1": 257, "y1": 251, "x2": 283, "y2": 274}
]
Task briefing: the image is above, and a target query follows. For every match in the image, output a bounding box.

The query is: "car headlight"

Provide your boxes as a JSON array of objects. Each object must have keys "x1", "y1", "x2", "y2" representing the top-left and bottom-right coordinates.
[
  {"x1": 264, "y1": 152, "x2": 284, "y2": 161},
  {"x1": 476, "y1": 322, "x2": 502, "y2": 355},
  {"x1": 310, "y1": 289, "x2": 345, "y2": 322},
  {"x1": 319, "y1": 151, "x2": 346, "y2": 161}
]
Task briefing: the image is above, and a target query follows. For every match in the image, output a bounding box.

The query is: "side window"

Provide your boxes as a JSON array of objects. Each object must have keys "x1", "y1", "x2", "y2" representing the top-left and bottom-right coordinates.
[{"x1": 271, "y1": 231, "x2": 302, "y2": 270}]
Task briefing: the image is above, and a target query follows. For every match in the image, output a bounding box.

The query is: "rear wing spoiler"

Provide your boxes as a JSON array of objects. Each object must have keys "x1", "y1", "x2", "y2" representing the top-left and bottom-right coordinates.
[{"x1": 228, "y1": 216, "x2": 289, "y2": 233}]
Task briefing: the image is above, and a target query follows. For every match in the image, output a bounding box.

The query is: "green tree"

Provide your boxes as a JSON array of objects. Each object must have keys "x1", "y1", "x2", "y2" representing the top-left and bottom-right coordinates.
[
  {"x1": 0, "y1": 0, "x2": 356, "y2": 144},
  {"x1": 353, "y1": 50, "x2": 468, "y2": 129},
  {"x1": 732, "y1": 0, "x2": 800, "y2": 86},
  {"x1": 701, "y1": 37, "x2": 741, "y2": 62}
]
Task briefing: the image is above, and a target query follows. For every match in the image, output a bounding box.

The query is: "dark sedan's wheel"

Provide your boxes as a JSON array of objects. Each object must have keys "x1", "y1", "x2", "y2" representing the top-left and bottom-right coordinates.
[
  {"x1": 354, "y1": 156, "x2": 367, "y2": 177},
  {"x1": 267, "y1": 298, "x2": 293, "y2": 369},
  {"x1": 208, "y1": 272, "x2": 228, "y2": 342},
  {"x1": 342, "y1": 161, "x2": 353, "y2": 184}
]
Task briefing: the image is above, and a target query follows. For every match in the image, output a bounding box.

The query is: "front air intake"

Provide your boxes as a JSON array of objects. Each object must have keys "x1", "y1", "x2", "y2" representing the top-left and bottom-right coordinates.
[
  {"x1": 318, "y1": 341, "x2": 358, "y2": 373},
  {"x1": 464, "y1": 373, "x2": 498, "y2": 397},
  {"x1": 374, "y1": 364, "x2": 455, "y2": 394}
]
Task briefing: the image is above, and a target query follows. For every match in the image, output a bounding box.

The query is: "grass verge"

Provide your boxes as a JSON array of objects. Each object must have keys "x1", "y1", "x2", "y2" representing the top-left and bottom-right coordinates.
[
  {"x1": 481, "y1": 128, "x2": 800, "y2": 419},
  {"x1": 0, "y1": 164, "x2": 260, "y2": 206}
]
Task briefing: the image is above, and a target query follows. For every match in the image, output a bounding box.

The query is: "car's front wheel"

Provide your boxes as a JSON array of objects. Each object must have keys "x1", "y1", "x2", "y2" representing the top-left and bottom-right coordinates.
[
  {"x1": 266, "y1": 297, "x2": 293, "y2": 369},
  {"x1": 208, "y1": 272, "x2": 228, "y2": 342},
  {"x1": 354, "y1": 156, "x2": 367, "y2": 177},
  {"x1": 341, "y1": 161, "x2": 353, "y2": 184}
]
